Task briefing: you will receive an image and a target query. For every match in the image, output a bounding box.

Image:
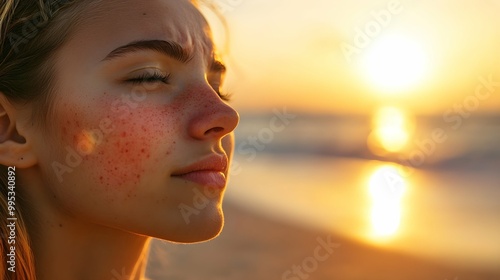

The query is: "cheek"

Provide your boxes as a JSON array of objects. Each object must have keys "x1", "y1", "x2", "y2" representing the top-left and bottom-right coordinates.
[{"x1": 59, "y1": 97, "x2": 183, "y2": 190}]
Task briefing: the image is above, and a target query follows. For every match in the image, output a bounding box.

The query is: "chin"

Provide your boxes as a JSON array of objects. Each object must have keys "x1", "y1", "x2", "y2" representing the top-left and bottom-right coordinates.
[{"x1": 162, "y1": 205, "x2": 225, "y2": 244}]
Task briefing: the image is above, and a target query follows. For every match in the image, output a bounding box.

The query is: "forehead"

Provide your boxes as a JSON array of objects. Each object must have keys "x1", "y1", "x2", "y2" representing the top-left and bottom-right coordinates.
[{"x1": 65, "y1": 0, "x2": 214, "y2": 62}]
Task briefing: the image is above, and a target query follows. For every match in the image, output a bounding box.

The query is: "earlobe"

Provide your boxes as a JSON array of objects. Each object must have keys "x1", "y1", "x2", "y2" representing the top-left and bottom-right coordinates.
[{"x1": 0, "y1": 93, "x2": 37, "y2": 168}]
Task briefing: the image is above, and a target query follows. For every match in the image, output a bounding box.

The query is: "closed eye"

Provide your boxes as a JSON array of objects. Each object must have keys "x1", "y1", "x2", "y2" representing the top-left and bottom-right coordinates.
[{"x1": 126, "y1": 73, "x2": 171, "y2": 85}]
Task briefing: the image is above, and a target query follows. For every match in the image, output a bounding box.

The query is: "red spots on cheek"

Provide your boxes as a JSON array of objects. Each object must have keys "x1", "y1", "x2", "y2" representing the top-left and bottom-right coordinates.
[
  {"x1": 88, "y1": 99, "x2": 181, "y2": 190},
  {"x1": 56, "y1": 90, "x2": 194, "y2": 194}
]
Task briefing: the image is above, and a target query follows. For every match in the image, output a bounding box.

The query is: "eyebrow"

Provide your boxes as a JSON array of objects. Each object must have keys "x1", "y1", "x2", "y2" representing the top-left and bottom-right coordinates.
[
  {"x1": 102, "y1": 40, "x2": 193, "y2": 63},
  {"x1": 102, "y1": 39, "x2": 227, "y2": 73}
]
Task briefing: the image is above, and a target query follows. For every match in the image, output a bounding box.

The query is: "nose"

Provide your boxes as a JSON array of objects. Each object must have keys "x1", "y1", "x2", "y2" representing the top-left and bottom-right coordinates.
[{"x1": 187, "y1": 86, "x2": 239, "y2": 140}]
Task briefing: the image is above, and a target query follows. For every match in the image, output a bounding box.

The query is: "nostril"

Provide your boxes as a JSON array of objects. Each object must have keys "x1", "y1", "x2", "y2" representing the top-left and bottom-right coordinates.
[{"x1": 205, "y1": 127, "x2": 224, "y2": 135}]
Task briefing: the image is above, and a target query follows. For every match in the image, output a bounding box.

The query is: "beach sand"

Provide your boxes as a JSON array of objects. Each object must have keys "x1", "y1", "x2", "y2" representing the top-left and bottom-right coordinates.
[{"x1": 146, "y1": 202, "x2": 499, "y2": 280}]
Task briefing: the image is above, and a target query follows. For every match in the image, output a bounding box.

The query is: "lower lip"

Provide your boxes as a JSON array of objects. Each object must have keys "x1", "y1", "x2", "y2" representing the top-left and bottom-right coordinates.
[{"x1": 173, "y1": 171, "x2": 227, "y2": 189}]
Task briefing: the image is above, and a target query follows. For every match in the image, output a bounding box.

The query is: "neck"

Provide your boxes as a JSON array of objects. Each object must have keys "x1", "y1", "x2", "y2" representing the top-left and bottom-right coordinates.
[
  {"x1": 33, "y1": 224, "x2": 150, "y2": 280},
  {"x1": 20, "y1": 170, "x2": 151, "y2": 280}
]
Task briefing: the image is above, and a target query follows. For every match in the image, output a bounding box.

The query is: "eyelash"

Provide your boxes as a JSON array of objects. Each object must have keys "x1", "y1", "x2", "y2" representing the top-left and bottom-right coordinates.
[
  {"x1": 126, "y1": 73, "x2": 232, "y2": 101},
  {"x1": 126, "y1": 73, "x2": 170, "y2": 85},
  {"x1": 216, "y1": 90, "x2": 232, "y2": 102}
]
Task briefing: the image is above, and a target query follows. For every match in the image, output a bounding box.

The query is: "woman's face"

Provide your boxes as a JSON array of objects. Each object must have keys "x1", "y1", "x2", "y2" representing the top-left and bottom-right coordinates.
[{"x1": 28, "y1": 0, "x2": 239, "y2": 242}]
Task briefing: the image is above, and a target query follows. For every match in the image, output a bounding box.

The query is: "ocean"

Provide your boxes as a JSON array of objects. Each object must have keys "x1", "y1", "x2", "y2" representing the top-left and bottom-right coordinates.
[{"x1": 226, "y1": 112, "x2": 500, "y2": 270}]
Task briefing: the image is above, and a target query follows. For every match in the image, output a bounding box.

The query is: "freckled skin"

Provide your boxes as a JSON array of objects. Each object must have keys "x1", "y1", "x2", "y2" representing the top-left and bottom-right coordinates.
[
  {"x1": 58, "y1": 97, "x2": 172, "y2": 191},
  {"x1": 85, "y1": 85, "x2": 214, "y2": 190},
  {"x1": 51, "y1": 83, "x2": 236, "y2": 242},
  {"x1": 95, "y1": 106, "x2": 164, "y2": 188}
]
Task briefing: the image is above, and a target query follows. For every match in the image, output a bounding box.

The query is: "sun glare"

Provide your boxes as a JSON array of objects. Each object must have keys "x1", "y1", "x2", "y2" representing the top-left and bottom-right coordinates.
[
  {"x1": 75, "y1": 130, "x2": 99, "y2": 155},
  {"x1": 368, "y1": 165, "x2": 407, "y2": 239},
  {"x1": 361, "y1": 35, "x2": 429, "y2": 92}
]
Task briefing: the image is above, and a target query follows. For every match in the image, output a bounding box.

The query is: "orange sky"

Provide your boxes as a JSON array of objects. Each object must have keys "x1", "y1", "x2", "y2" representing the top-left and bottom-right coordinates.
[{"x1": 202, "y1": 0, "x2": 500, "y2": 115}]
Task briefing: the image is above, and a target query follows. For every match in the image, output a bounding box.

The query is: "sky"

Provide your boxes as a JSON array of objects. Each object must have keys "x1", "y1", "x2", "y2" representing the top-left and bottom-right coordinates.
[{"x1": 201, "y1": 0, "x2": 500, "y2": 115}]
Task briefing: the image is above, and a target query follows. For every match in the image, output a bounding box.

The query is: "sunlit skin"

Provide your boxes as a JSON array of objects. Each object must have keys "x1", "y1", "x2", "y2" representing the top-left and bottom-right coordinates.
[{"x1": 0, "y1": 0, "x2": 239, "y2": 279}]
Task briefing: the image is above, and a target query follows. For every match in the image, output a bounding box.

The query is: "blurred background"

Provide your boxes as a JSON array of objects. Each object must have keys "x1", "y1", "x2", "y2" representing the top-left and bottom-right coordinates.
[{"x1": 147, "y1": 0, "x2": 500, "y2": 279}]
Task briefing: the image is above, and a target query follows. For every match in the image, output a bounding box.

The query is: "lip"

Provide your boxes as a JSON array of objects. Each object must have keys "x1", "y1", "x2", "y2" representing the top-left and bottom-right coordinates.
[{"x1": 172, "y1": 154, "x2": 228, "y2": 189}]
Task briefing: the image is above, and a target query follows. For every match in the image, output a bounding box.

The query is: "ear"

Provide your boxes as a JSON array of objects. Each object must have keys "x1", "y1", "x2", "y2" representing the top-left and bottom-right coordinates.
[{"x1": 0, "y1": 93, "x2": 37, "y2": 168}]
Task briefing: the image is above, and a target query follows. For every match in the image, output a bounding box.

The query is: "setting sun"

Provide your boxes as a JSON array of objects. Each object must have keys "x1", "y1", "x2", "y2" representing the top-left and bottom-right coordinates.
[{"x1": 361, "y1": 35, "x2": 429, "y2": 92}]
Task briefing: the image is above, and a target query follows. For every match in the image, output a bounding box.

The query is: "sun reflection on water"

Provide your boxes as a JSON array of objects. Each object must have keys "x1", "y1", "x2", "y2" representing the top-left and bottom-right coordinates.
[{"x1": 368, "y1": 165, "x2": 407, "y2": 239}]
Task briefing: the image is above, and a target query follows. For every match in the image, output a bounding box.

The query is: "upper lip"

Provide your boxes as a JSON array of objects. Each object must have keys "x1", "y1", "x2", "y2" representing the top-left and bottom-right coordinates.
[{"x1": 172, "y1": 154, "x2": 228, "y2": 176}]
